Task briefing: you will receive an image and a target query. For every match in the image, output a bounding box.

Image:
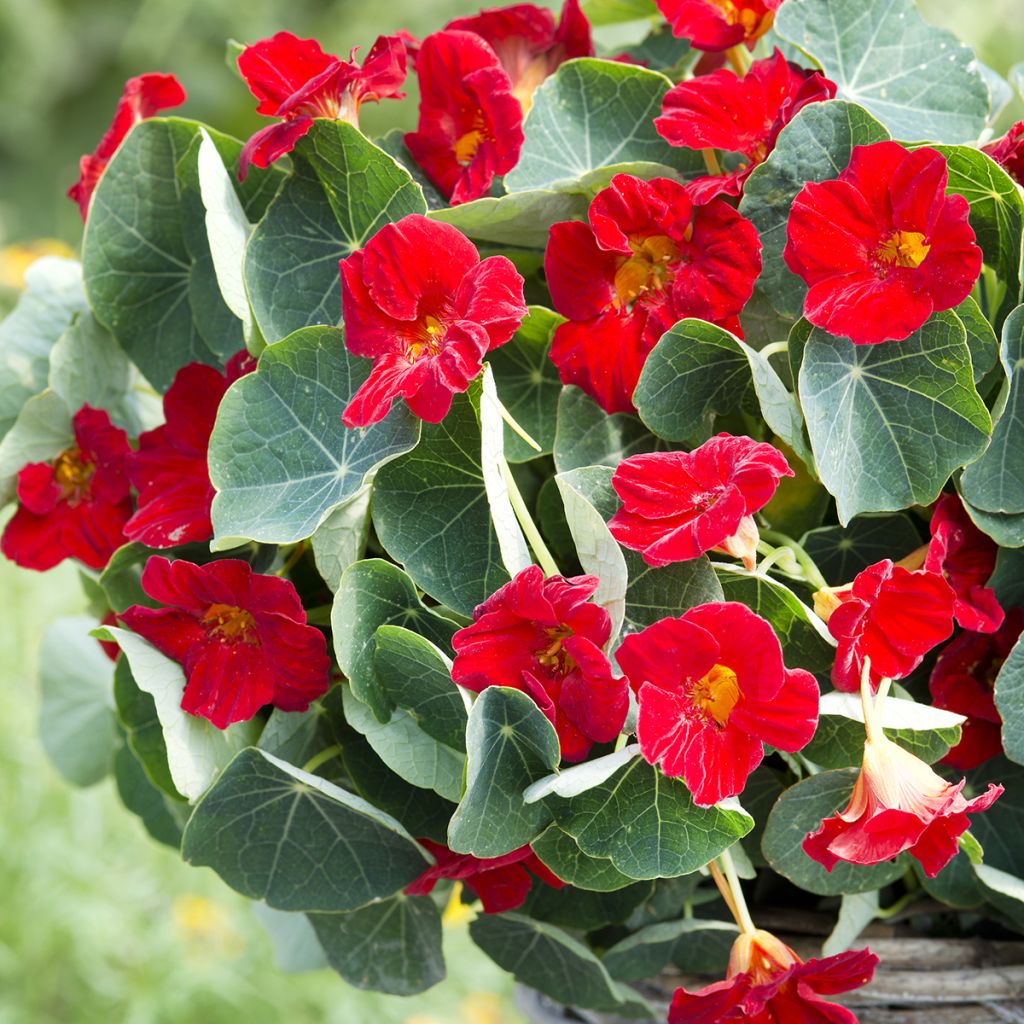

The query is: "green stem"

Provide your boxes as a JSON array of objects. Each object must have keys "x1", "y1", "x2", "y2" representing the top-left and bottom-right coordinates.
[
  {"x1": 759, "y1": 530, "x2": 829, "y2": 591},
  {"x1": 874, "y1": 890, "x2": 920, "y2": 920},
  {"x1": 275, "y1": 541, "x2": 307, "y2": 577},
  {"x1": 502, "y1": 457, "x2": 560, "y2": 577},
  {"x1": 725, "y1": 44, "x2": 753, "y2": 75},
  {"x1": 757, "y1": 545, "x2": 802, "y2": 577},
  {"x1": 301, "y1": 744, "x2": 342, "y2": 776},
  {"x1": 494, "y1": 395, "x2": 542, "y2": 453},
  {"x1": 702, "y1": 148, "x2": 723, "y2": 176},
  {"x1": 759, "y1": 341, "x2": 789, "y2": 360},
  {"x1": 614, "y1": 732, "x2": 629, "y2": 753},
  {"x1": 718, "y1": 848, "x2": 757, "y2": 934}
]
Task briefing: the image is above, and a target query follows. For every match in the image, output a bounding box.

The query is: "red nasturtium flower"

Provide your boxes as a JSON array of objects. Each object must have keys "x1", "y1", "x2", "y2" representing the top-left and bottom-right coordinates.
[
  {"x1": 824, "y1": 559, "x2": 956, "y2": 693},
  {"x1": 236, "y1": 32, "x2": 407, "y2": 180},
  {"x1": 616, "y1": 603, "x2": 819, "y2": 807},
  {"x1": 451, "y1": 565, "x2": 628, "y2": 762},
  {"x1": 405, "y1": 839, "x2": 564, "y2": 913},
  {"x1": 930, "y1": 608, "x2": 1024, "y2": 770},
  {"x1": 803, "y1": 680, "x2": 1003, "y2": 878},
  {"x1": 608, "y1": 435, "x2": 793, "y2": 570},
  {"x1": 124, "y1": 351, "x2": 255, "y2": 548},
  {"x1": 982, "y1": 120, "x2": 1024, "y2": 185},
  {"x1": 446, "y1": 0, "x2": 593, "y2": 112},
  {"x1": 1, "y1": 405, "x2": 132, "y2": 572},
  {"x1": 924, "y1": 493, "x2": 1004, "y2": 634},
  {"x1": 784, "y1": 141, "x2": 983, "y2": 345},
  {"x1": 405, "y1": 30, "x2": 524, "y2": 205},
  {"x1": 668, "y1": 928, "x2": 878, "y2": 1023},
  {"x1": 655, "y1": 50, "x2": 836, "y2": 201},
  {"x1": 340, "y1": 214, "x2": 526, "y2": 426},
  {"x1": 68, "y1": 73, "x2": 186, "y2": 220},
  {"x1": 120, "y1": 557, "x2": 330, "y2": 729},
  {"x1": 656, "y1": 0, "x2": 783, "y2": 51},
  {"x1": 544, "y1": 173, "x2": 762, "y2": 413}
]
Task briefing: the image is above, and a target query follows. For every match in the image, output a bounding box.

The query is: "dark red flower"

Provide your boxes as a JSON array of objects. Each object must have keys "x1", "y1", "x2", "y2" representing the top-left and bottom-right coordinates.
[
  {"x1": 669, "y1": 928, "x2": 877, "y2": 1023},
  {"x1": 656, "y1": 0, "x2": 782, "y2": 51},
  {"x1": 452, "y1": 565, "x2": 628, "y2": 762},
  {"x1": 340, "y1": 214, "x2": 526, "y2": 426},
  {"x1": 119, "y1": 557, "x2": 330, "y2": 729},
  {"x1": 98, "y1": 611, "x2": 121, "y2": 662},
  {"x1": 544, "y1": 173, "x2": 761, "y2": 413},
  {"x1": 655, "y1": 49, "x2": 836, "y2": 201},
  {"x1": 237, "y1": 32, "x2": 407, "y2": 180},
  {"x1": 124, "y1": 351, "x2": 255, "y2": 549},
  {"x1": 405, "y1": 840, "x2": 564, "y2": 913},
  {"x1": 982, "y1": 120, "x2": 1024, "y2": 185},
  {"x1": 405, "y1": 30, "x2": 524, "y2": 205},
  {"x1": 924, "y1": 493, "x2": 1004, "y2": 634},
  {"x1": 784, "y1": 141, "x2": 983, "y2": 345},
  {"x1": 930, "y1": 609, "x2": 1024, "y2": 770},
  {"x1": 616, "y1": 603, "x2": 819, "y2": 807},
  {"x1": 803, "y1": 687, "x2": 1002, "y2": 878},
  {"x1": 68, "y1": 73, "x2": 186, "y2": 220},
  {"x1": 1, "y1": 405, "x2": 132, "y2": 572},
  {"x1": 826, "y1": 559, "x2": 957, "y2": 693},
  {"x1": 608, "y1": 435, "x2": 792, "y2": 570},
  {"x1": 446, "y1": 0, "x2": 593, "y2": 112}
]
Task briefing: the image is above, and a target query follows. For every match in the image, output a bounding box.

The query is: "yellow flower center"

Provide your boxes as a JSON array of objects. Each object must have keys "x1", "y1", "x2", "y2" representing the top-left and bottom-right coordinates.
[
  {"x1": 691, "y1": 663, "x2": 740, "y2": 727},
  {"x1": 875, "y1": 230, "x2": 931, "y2": 270},
  {"x1": 202, "y1": 603, "x2": 258, "y2": 645},
  {"x1": 52, "y1": 446, "x2": 96, "y2": 505},
  {"x1": 535, "y1": 625, "x2": 576, "y2": 675},
  {"x1": 710, "y1": 0, "x2": 773, "y2": 38},
  {"x1": 614, "y1": 235, "x2": 678, "y2": 307},
  {"x1": 404, "y1": 314, "x2": 446, "y2": 361},
  {"x1": 453, "y1": 117, "x2": 488, "y2": 166}
]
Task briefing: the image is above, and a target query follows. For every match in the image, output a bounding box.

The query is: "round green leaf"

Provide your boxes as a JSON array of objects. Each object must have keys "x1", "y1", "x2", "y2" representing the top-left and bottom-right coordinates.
[
  {"x1": 181, "y1": 747, "x2": 431, "y2": 912},
  {"x1": 208, "y1": 325, "x2": 420, "y2": 547},
  {"x1": 505, "y1": 58, "x2": 699, "y2": 194},
  {"x1": 553, "y1": 386, "x2": 658, "y2": 474},
  {"x1": 448, "y1": 686, "x2": 561, "y2": 858},
  {"x1": 309, "y1": 895, "x2": 445, "y2": 996},
  {"x1": 531, "y1": 826, "x2": 642, "y2": 892},
  {"x1": 801, "y1": 513, "x2": 923, "y2": 585},
  {"x1": 775, "y1": 0, "x2": 989, "y2": 144},
  {"x1": 602, "y1": 918, "x2": 737, "y2": 982},
  {"x1": 372, "y1": 389, "x2": 510, "y2": 617},
  {"x1": 547, "y1": 757, "x2": 753, "y2": 880},
  {"x1": 798, "y1": 313, "x2": 991, "y2": 523}
]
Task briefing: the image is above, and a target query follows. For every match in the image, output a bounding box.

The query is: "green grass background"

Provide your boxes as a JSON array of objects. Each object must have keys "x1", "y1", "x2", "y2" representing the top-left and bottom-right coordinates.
[{"x1": 0, "y1": 1, "x2": 1021, "y2": 1022}]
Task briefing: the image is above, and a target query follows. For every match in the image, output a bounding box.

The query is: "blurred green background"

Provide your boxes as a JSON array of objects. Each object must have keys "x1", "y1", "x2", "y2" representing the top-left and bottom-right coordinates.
[{"x1": 0, "y1": 1, "x2": 1022, "y2": 1022}]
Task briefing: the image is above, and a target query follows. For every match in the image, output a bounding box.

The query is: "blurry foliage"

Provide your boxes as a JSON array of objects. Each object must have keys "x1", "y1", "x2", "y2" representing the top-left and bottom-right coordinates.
[{"x1": 0, "y1": 0, "x2": 1019, "y2": 246}]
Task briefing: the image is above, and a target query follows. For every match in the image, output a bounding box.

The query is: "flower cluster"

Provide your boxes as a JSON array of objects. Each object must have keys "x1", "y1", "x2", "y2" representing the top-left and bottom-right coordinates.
[{"x1": 7, "y1": 1, "x2": 1021, "y2": 1018}]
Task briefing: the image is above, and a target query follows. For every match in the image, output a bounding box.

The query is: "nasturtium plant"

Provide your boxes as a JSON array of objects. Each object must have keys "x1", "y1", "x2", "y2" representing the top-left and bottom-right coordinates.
[{"x1": 8, "y1": 1, "x2": 1024, "y2": 1020}]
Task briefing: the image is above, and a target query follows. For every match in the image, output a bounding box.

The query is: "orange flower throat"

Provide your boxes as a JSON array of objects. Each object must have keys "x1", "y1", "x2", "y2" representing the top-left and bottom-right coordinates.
[
  {"x1": 614, "y1": 234, "x2": 678, "y2": 307},
  {"x1": 875, "y1": 230, "x2": 931, "y2": 271},
  {"x1": 535, "y1": 624, "x2": 576, "y2": 676},
  {"x1": 202, "y1": 603, "x2": 258, "y2": 645},
  {"x1": 691, "y1": 663, "x2": 740, "y2": 727},
  {"x1": 52, "y1": 446, "x2": 96, "y2": 505}
]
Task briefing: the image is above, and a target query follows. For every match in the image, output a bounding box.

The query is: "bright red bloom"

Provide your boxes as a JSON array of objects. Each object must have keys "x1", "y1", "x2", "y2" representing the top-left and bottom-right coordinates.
[
  {"x1": 405, "y1": 30, "x2": 524, "y2": 205},
  {"x1": 982, "y1": 120, "x2": 1024, "y2": 185},
  {"x1": 68, "y1": 73, "x2": 186, "y2": 220},
  {"x1": 930, "y1": 609, "x2": 1024, "y2": 770},
  {"x1": 803, "y1": 690, "x2": 1003, "y2": 878},
  {"x1": 924, "y1": 493, "x2": 1004, "y2": 634},
  {"x1": 446, "y1": 1, "x2": 592, "y2": 113},
  {"x1": 827, "y1": 559, "x2": 956, "y2": 694},
  {"x1": 784, "y1": 141, "x2": 983, "y2": 345},
  {"x1": 544, "y1": 173, "x2": 761, "y2": 413},
  {"x1": 669, "y1": 928, "x2": 877, "y2": 1023},
  {"x1": 124, "y1": 351, "x2": 255, "y2": 549},
  {"x1": 616, "y1": 603, "x2": 819, "y2": 807},
  {"x1": 119, "y1": 557, "x2": 330, "y2": 729},
  {"x1": 656, "y1": 0, "x2": 782, "y2": 51},
  {"x1": 451, "y1": 565, "x2": 628, "y2": 762},
  {"x1": 237, "y1": 32, "x2": 407, "y2": 180},
  {"x1": 655, "y1": 50, "x2": 836, "y2": 201},
  {"x1": 340, "y1": 214, "x2": 526, "y2": 426},
  {"x1": 608, "y1": 435, "x2": 793, "y2": 570},
  {"x1": 1, "y1": 406, "x2": 132, "y2": 572},
  {"x1": 405, "y1": 840, "x2": 564, "y2": 913}
]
